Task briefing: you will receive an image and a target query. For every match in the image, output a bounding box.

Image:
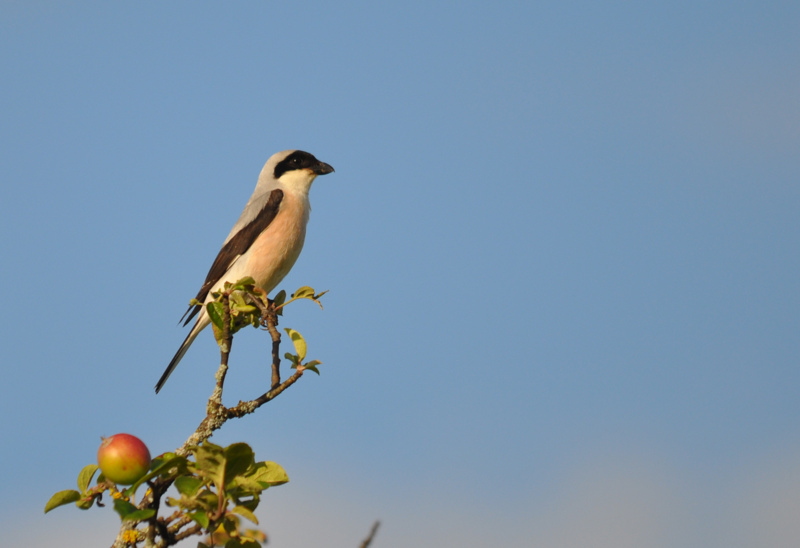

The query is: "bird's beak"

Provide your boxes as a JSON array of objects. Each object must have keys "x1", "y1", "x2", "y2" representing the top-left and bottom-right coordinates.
[{"x1": 313, "y1": 161, "x2": 335, "y2": 175}]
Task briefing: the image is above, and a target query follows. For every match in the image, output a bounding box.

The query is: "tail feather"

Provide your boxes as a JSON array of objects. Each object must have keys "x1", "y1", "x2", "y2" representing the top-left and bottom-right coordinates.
[{"x1": 155, "y1": 315, "x2": 207, "y2": 393}]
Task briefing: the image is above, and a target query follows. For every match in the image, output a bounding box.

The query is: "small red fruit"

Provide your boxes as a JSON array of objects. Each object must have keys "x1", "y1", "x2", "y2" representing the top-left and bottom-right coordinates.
[{"x1": 97, "y1": 433, "x2": 151, "y2": 485}]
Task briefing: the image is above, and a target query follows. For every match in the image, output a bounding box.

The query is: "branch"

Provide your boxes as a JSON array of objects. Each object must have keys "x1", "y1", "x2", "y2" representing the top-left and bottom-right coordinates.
[
  {"x1": 175, "y1": 292, "x2": 297, "y2": 455},
  {"x1": 104, "y1": 282, "x2": 323, "y2": 548},
  {"x1": 266, "y1": 301, "x2": 282, "y2": 390},
  {"x1": 359, "y1": 521, "x2": 381, "y2": 548},
  {"x1": 226, "y1": 368, "x2": 305, "y2": 418}
]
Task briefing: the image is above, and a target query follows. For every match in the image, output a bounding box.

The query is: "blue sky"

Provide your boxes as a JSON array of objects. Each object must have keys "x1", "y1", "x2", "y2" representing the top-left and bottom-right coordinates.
[{"x1": 2, "y1": 2, "x2": 799, "y2": 547}]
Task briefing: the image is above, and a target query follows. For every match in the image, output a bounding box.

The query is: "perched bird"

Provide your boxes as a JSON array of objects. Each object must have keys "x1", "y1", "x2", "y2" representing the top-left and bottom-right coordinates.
[{"x1": 155, "y1": 150, "x2": 334, "y2": 393}]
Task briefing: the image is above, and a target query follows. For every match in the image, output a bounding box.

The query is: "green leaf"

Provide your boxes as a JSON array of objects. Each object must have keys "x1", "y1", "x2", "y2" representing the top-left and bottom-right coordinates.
[
  {"x1": 235, "y1": 497, "x2": 260, "y2": 512},
  {"x1": 226, "y1": 459, "x2": 287, "y2": 495},
  {"x1": 303, "y1": 360, "x2": 322, "y2": 375},
  {"x1": 127, "y1": 508, "x2": 156, "y2": 522},
  {"x1": 285, "y1": 286, "x2": 328, "y2": 309},
  {"x1": 224, "y1": 443, "x2": 255, "y2": 485},
  {"x1": 220, "y1": 514, "x2": 240, "y2": 535},
  {"x1": 292, "y1": 286, "x2": 315, "y2": 299},
  {"x1": 77, "y1": 464, "x2": 100, "y2": 492},
  {"x1": 273, "y1": 290, "x2": 286, "y2": 306},
  {"x1": 112, "y1": 499, "x2": 137, "y2": 518},
  {"x1": 165, "y1": 496, "x2": 180, "y2": 507},
  {"x1": 76, "y1": 496, "x2": 95, "y2": 510},
  {"x1": 112, "y1": 499, "x2": 154, "y2": 522},
  {"x1": 226, "y1": 473, "x2": 262, "y2": 494},
  {"x1": 193, "y1": 442, "x2": 256, "y2": 491},
  {"x1": 193, "y1": 442, "x2": 226, "y2": 488},
  {"x1": 233, "y1": 276, "x2": 256, "y2": 289},
  {"x1": 175, "y1": 475, "x2": 204, "y2": 497},
  {"x1": 124, "y1": 455, "x2": 188, "y2": 497},
  {"x1": 198, "y1": 489, "x2": 221, "y2": 510},
  {"x1": 283, "y1": 352, "x2": 299, "y2": 366},
  {"x1": 152, "y1": 454, "x2": 188, "y2": 476},
  {"x1": 44, "y1": 490, "x2": 81, "y2": 513},
  {"x1": 190, "y1": 510, "x2": 210, "y2": 529},
  {"x1": 230, "y1": 291, "x2": 247, "y2": 306},
  {"x1": 231, "y1": 505, "x2": 259, "y2": 525},
  {"x1": 206, "y1": 301, "x2": 225, "y2": 330},
  {"x1": 249, "y1": 461, "x2": 289, "y2": 487},
  {"x1": 150, "y1": 452, "x2": 177, "y2": 467},
  {"x1": 284, "y1": 328, "x2": 306, "y2": 361}
]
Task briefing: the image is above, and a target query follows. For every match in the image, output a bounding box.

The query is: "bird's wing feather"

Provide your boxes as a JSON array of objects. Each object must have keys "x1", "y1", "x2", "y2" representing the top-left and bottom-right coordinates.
[{"x1": 180, "y1": 188, "x2": 284, "y2": 326}]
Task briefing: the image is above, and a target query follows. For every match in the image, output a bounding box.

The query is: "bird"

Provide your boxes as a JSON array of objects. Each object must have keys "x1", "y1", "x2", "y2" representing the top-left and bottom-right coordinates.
[{"x1": 155, "y1": 149, "x2": 334, "y2": 393}]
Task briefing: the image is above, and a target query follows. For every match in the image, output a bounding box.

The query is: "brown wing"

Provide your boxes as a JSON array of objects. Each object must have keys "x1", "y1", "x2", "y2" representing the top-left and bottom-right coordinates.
[{"x1": 180, "y1": 188, "x2": 284, "y2": 326}]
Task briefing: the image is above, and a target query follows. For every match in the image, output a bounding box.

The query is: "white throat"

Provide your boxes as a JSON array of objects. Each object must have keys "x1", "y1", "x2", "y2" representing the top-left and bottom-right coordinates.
[{"x1": 277, "y1": 169, "x2": 318, "y2": 196}]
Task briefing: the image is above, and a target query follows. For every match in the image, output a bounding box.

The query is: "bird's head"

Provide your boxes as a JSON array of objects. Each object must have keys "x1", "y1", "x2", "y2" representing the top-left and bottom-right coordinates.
[{"x1": 262, "y1": 149, "x2": 334, "y2": 194}]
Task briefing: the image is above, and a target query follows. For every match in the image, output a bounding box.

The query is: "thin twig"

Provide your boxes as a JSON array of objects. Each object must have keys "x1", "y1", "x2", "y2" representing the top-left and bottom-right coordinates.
[
  {"x1": 226, "y1": 368, "x2": 304, "y2": 418},
  {"x1": 264, "y1": 300, "x2": 282, "y2": 389},
  {"x1": 359, "y1": 521, "x2": 381, "y2": 548},
  {"x1": 171, "y1": 523, "x2": 204, "y2": 543}
]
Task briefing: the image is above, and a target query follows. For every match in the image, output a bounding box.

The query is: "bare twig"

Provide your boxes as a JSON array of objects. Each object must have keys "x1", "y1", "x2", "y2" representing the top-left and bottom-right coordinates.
[
  {"x1": 226, "y1": 368, "x2": 305, "y2": 418},
  {"x1": 359, "y1": 521, "x2": 381, "y2": 548},
  {"x1": 266, "y1": 306, "x2": 282, "y2": 390},
  {"x1": 172, "y1": 523, "x2": 204, "y2": 543}
]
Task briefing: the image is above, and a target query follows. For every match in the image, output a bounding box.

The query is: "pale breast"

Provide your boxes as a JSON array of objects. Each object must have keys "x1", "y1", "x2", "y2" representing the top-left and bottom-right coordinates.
[{"x1": 212, "y1": 191, "x2": 310, "y2": 297}]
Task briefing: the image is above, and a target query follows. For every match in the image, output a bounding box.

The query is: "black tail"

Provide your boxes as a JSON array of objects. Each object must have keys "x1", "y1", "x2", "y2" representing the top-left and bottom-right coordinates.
[{"x1": 155, "y1": 328, "x2": 197, "y2": 393}]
